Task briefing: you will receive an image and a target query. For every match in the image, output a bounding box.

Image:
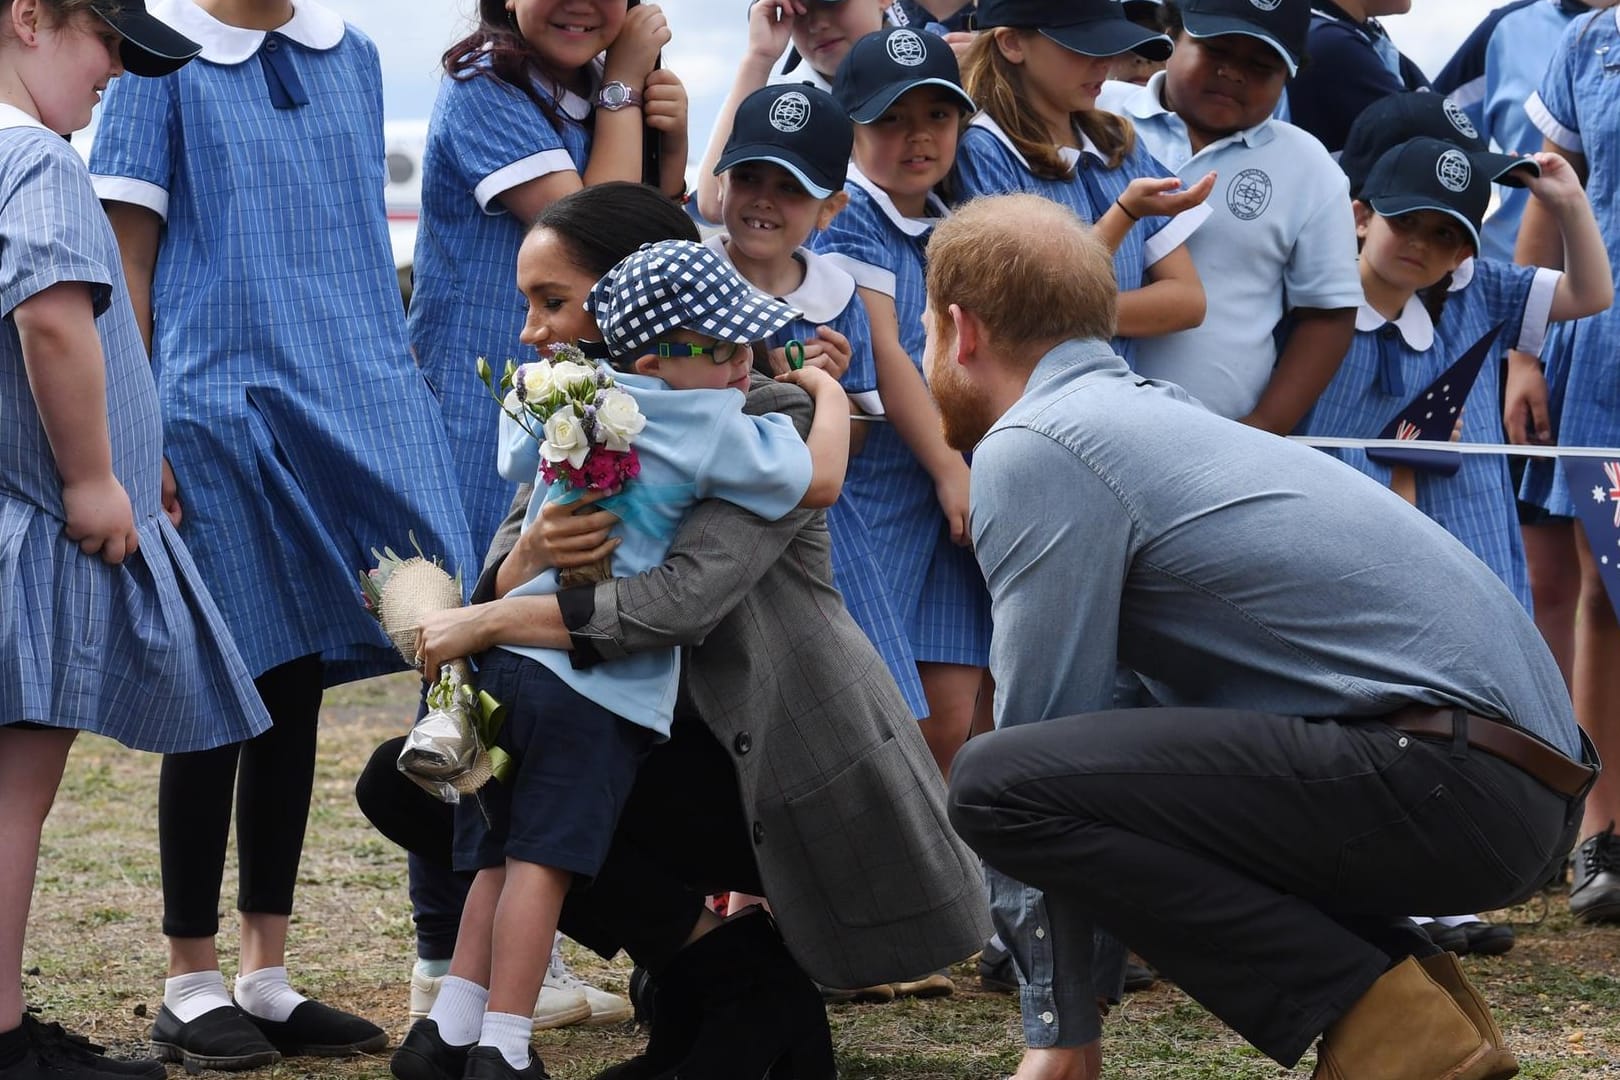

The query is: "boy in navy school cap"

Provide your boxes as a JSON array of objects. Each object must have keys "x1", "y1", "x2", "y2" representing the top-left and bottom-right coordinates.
[{"x1": 1094, "y1": 0, "x2": 1362, "y2": 432}]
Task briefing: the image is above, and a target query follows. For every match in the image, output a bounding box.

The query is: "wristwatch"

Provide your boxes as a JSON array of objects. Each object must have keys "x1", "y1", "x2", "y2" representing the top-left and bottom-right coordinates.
[{"x1": 594, "y1": 81, "x2": 644, "y2": 112}]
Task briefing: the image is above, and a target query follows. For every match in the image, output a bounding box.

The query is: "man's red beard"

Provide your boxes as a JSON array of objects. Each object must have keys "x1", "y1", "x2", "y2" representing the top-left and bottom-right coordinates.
[{"x1": 929, "y1": 352, "x2": 998, "y2": 451}]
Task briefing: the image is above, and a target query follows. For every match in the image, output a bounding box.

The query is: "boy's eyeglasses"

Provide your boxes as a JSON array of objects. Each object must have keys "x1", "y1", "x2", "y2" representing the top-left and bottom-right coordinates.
[{"x1": 653, "y1": 340, "x2": 748, "y2": 365}]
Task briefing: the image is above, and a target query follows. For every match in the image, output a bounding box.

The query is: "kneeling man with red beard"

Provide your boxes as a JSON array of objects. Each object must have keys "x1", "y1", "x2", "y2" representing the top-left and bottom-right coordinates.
[{"x1": 931, "y1": 193, "x2": 1596, "y2": 1080}]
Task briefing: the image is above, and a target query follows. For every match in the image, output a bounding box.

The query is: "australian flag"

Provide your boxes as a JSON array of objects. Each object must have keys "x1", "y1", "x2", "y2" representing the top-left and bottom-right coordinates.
[
  {"x1": 1565, "y1": 458, "x2": 1620, "y2": 624},
  {"x1": 1367, "y1": 322, "x2": 1504, "y2": 476}
]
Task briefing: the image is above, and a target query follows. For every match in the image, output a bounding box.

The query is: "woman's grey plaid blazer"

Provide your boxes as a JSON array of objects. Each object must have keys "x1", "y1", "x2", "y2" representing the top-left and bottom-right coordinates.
[{"x1": 480, "y1": 378, "x2": 990, "y2": 988}]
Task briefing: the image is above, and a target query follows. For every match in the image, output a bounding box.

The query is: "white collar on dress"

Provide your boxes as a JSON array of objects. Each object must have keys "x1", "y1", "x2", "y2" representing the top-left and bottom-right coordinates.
[
  {"x1": 845, "y1": 161, "x2": 948, "y2": 237},
  {"x1": 150, "y1": 0, "x2": 345, "y2": 64},
  {"x1": 702, "y1": 236, "x2": 856, "y2": 324},
  {"x1": 1356, "y1": 293, "x2": 1435, "y2": 350},
  {"x1": 0, "y1": 103, "x2": 47, "y2": 132},
  {"x1": 969, "y1": 111, "x2": 1106, "y2": 171}
]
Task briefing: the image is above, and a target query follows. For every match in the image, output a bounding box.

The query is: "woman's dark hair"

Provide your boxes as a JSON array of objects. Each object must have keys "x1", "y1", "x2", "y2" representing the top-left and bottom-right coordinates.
[
  {"x1": 442, "y1": 0, "x2": 591, "y2": 130},
  {"x1": 529, "y1": 181, "x2": 699, "y2": 277}
]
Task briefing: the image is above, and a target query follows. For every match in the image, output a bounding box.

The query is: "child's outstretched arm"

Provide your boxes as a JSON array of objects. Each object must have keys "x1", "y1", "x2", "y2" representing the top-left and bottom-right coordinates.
[
  {"x1": 1116, "y1": 245, "x2": 1207, "y2": 339},
  {"x1": 861, "y1": 287, "x2": 973, "y2": 545},
  {"x1": 15, "y1": 283, "x2": 139, "y2": 564},
  {"x1": 1092, "y1": 172, "x2": 1216, "y2": 253},
  {"x1": 1524, "y1": 148, "x2": 1613, "y2": 323},
  {"x1": 776, "y1": 365, "x2": 851, "y2": 508},
  {"x1": 694, "y1": 0, "x2": 802, "y2": 222}
]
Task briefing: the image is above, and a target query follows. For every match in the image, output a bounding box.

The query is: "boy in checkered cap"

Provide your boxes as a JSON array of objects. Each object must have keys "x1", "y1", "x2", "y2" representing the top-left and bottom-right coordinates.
[{"x1": 441, "y1": 238, "x2": 849, "y2": 1080}]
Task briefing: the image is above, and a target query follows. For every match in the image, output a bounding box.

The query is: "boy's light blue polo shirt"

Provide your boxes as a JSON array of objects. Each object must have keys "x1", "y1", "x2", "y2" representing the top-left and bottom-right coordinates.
[
  {"x1": 497, "y1": 370, "x2": 813, "y2": 735},
  {"x1": 1097, "y1": 73, "x2": 1363, "y2": 420}
]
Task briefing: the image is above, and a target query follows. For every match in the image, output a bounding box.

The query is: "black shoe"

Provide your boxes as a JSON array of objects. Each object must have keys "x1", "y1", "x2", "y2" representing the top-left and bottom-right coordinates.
[
  {"x1": 1419, "y1": 921, "x2": 1471, "y2": 956},
  {"x1": 1571, "y1": 823, "x2": 1620, "y2": 923},
  {"x1": 462, "y1": 1045, "x2": 549, "y2": 1079},
  {"x1": 1460, "y1": 920, "x2": 1515, "y2": 956},
  {"x1": 627, "y1": 967, "x2": 656, "y2": 1027},
  {"x1": 22, "y1": 1015, "x2": 164, "y2": 1080},
  {"x1": 237, "y1": 998, "x2": 386, "y2": 1057},
  {"x1": 1122, "y1": 960, "x2": 1157, "y2": 994},
  {"x1": 976, "y1": 941, "x2": 1017, "y2": 995},
  {"x1": 391, "y1": 1019, "x2": 470, "y2": 1080},
  {"x1": 592, "y1": 971, "x2": 700, "y2": 1080},
  {"x1": 150, "y1": 1004, "x2": 280, "y2": 1072}
]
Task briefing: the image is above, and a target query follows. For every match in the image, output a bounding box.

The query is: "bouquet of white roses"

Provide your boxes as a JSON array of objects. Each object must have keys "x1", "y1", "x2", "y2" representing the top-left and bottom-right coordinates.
[{"x1": 478, "y1": 344, "x2": 646, "y2": 587}]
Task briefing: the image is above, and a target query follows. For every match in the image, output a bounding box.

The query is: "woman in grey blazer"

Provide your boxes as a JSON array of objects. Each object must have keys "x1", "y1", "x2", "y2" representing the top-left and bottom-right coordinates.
[{"x1": 365, "y1": 183, "x2": 989, "y2": 1080}]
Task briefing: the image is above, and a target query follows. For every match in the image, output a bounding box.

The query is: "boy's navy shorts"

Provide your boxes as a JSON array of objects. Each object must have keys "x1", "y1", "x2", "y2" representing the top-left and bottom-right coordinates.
[{"x1": 452, "y1": 647, "x2": 655, "y2": 879}]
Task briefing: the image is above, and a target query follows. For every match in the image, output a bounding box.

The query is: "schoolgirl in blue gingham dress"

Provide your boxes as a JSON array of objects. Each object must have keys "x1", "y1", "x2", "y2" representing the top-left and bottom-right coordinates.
[
  {"x1": 408, "y1": 58, "x2": 592, "y2": 554},
  {"x1": 812, "y1": 168, "x2": 992, "y2": 669},
  {"x1": 1298, "y1": 258, "x2": 1561, "y2": 612},
  {"x1": 704, "y1": 236, "x2": 930, "y2": 720},
  {"x1": 0, "y1": 108, "x2": 269, "y2": 753},
  {"x1": 1520, "y1": 9, "x2": 1620, "y2": 519},
  {"x1": 952, "y1": 114, "x2": 1205, "y2": 367}
]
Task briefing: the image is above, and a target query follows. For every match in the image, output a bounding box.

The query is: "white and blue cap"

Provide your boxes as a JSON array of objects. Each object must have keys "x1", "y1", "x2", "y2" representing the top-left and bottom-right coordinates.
[
  {"x1": 977, "y1": 0, "x2": 1173, "y2": 60},
  {"x1": 590, "y1": 241, "x2": 803, "y2": 358},
  {"x1": 833, "y1": 27, "x2": 976, "y2": 124},
  {"x1": 1361, "y1": 137, "x2": 1536, "y2": 254},
  {"x1": 1177, "y1": 0, "x2": 1309, "y2": 76},
  {"x1": 715, "y1": 84, "x2": 853, "y2": 199}
]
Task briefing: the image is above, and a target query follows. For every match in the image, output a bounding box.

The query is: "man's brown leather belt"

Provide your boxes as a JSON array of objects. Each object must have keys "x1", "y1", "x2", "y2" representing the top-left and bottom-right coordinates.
[{"x1": 1383, "y1": 705, "x2": 1597, "y2": 800}]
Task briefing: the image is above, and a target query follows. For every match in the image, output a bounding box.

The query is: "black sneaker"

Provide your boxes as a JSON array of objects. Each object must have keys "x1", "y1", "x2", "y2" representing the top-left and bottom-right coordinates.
[
  {"x1": 1571, "y1": 823, "x2": 1620, "y2": 924},
  {"x1": 462, "y1": 1045, "x2": 549, "y2": 1079},
  {"x1": 149, "y1": 1004, "x2": 279, "y2": 1072},
  {"x1": 391, "y1": 1019, "x2": 469, "y2": 1080},
  {"x1": 236, "y1": 998, "x2": 387, "y2": 1057},
  {"x1": 1460, "y1": 920, "x2": 1515, "y2": 956},
  {"x1": 22, "y1": 1016, "x2": 163, "y2": 1080},
  {"x1": 1419, "y1": 920, "x2": 1471, "y2": 956},
  {"x1": 976, "y1": 941, "x2": 1016, "y2": 995}
]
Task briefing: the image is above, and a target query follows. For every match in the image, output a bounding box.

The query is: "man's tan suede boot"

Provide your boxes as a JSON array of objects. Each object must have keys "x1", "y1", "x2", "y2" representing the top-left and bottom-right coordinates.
[
  {"x1": 1419, "y1": 952, "x2": 1519, "y2": 1079},
  {"x1": 1311, "y1": 956, "x2": 1491, "y2": 1080}
]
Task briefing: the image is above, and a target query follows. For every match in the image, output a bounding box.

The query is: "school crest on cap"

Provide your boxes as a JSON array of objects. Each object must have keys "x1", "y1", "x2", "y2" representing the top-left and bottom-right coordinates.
[
  {"x1": 1436, "y1": 149, "x2": 1472, "y2": 193},
  {"x1": 886, "y1": 29, "x2": 928, "y2": 66},
  {"x1": 1442, "y1": 99, "x2": 1478, "y2": 141},
  {"x1": 1249, "y1": 0, "x2": 1282, "y2": 10},
  {"x1": 770, "y1": 91, "x2": 811, "y2": 133}
]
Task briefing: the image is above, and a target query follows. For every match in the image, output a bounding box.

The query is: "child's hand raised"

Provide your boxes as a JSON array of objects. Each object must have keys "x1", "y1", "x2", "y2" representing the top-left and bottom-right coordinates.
[
  {"x1": 63, "y1": 472, "x2": 139, "y2": 565},
  {"x1": 765, "y1": 326, "x2": 852, "y2": 380},
  {"x1": 747, "y1": 0, "x2": 803, "y2": 63},
  {"x1": 644, "y1": 69, "x2": 687, "y2": 137},
  {"x1": 604, "y1": 2, "x2": 671, "y2": 86},
  {"x1": 1117, "y1": 172, "x2": 1217, "y2": 222},
  {"x1": 775, "y1": 364, "x2": 840, "y2": 395},
  {"x1": 1523, "y1": 152, "x2": 1587, "y2": 210}
]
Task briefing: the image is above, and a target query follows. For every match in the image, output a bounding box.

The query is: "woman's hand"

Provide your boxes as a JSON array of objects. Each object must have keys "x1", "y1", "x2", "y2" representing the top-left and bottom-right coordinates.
[
  {"x1": 603, "y1": 2, "x2": 670, "y2": 87},
  {"x1": 414, "y1": 606, "x2": 493, "y2": 677},
  {"x1": 1117, "y1": 172, "x2": 1217, "y2": 221},
  {"x1": 765, "y1": 325, "x2": 852, "y2": 380},
  {"x1": 63, "y1": 472, "x2": 139, "y2": 565},
  {"x1": 536, "y1": 489, "x2": 622, "y2": 570}
]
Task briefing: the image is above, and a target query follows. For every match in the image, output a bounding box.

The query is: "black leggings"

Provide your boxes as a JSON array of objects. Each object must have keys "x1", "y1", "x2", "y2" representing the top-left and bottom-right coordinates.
[
  {"x1": 355, "y1": 709, "x2": 761, "y2": 975},
  {"x1": 159, "y1": 654, "x2": 324, "y2": 938}
]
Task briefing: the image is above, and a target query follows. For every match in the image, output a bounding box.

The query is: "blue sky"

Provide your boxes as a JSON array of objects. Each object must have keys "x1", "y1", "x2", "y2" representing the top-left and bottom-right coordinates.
[{"x1": 327, "y1": 0, "x2": 1518, "y2": 171}]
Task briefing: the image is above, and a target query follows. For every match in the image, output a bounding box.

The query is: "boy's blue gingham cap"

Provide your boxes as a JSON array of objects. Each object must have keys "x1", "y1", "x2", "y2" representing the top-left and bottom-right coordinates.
[{"x1": 590, "y1": 241, "x2": 803, "y2": 357}]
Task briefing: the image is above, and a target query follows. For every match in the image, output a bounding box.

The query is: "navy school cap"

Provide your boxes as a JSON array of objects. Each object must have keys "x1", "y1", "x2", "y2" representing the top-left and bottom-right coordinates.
[
  {"x1": 95, "y1": 0, "x2": 202, "y2": 77},
  {"x1": 1359, "y1": 137, "x2": 1541, "y2": 254},
  {"x1": 1176, "y1": 0, "x2": 1310, "y2": 76},
  {"x1": 716, "y1": 84, "x2": 853, "y2": 199},
  {"x1": 833, "y1": 27, "x2": 976, "y2": 124},
  {"x1": 977, "y1": 0, "x2": 1172, "y2": 60},
  {"x1": 1340, "y1": 92, "x2": 1539, "y2": 198}
]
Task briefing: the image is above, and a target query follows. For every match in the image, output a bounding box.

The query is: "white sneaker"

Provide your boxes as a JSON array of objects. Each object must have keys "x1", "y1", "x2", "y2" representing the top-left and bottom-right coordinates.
[
  {"x1": 546, "y1": 936, "x2": 631, "y2": 1026},
  {"x1": 408, "y1": 965, "x2": 592, "y2": 1030}
]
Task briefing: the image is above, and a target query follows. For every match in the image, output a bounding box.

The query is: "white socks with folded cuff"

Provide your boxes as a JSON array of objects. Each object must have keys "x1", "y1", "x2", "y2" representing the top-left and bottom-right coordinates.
[
  {"x1": 163, "y1": 970, "x2": 233, "y2": 1024},
  {"x1": 234, "y1": 965, "x2": 308, "y2": 1022},
  {"x1": 479, "y1": 1011, "x2": 534, "y2": 1070},
  {"x1": 427, "y1": 976, "x2": 489, "y2": 1048}
]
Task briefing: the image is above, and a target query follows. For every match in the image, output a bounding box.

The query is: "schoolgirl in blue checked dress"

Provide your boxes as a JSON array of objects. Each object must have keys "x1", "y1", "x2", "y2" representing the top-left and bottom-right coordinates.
[
  {"x1": 812, "y1": 28, "x2": 991, "y2": 775},
  {"x1": 88, "y1": 0, "x2": 475, "y2": 1066},
  {"x1": 954, "y1": 0, "x2": 1211, "y2": 369},
  {"x1": 0, "y1": 4, "x2": 270, "y2": 1078},
  {"x1": 409, "y1": 0, "x2": 688, "y2": 558},
  {"x1": 1296, "y1": 136, "x2": 1610, "y2": 615},
  {"x1": 705, "y1": 82, "x2": 929, "y2": 720},
  {"x1": 1514, "y1": 3, "x2": 1620, "y2": 922}
]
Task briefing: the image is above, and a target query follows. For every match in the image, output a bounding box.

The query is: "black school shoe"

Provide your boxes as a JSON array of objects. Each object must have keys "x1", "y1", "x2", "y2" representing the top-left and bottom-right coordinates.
[
  {"x1": 22, "y1": 1015, "x2": 164, "y2": 1080},
  {"x1": 390, "y1": 1019, "x2": 469, "y2": 1080},
  {"x1": 463, "y1": 1045, "x2": 550, "y2": 1079},
  {"x1": 237, "y1": 998, "x2": 387, "y2": 1057},
  {"x1": 150, "y1": 1004, "x2": 280, "y2": 1072}
]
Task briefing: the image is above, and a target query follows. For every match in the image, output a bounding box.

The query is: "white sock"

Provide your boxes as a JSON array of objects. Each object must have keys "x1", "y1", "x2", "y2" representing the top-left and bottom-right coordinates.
[
  {"x1": 163, "y1": 970, "x2": 233, "y2": 1024},
  {"x1": 427, "y1": 976, "x2": 488, "y2": 1047},
  {"x1": 234, "y1": 966, "x2": 308, "y2": 1023},
  {"x1": 416, "y1": 958, "x2": 451, "y2": 979},
  {"x1": 479, "y1": 1011, "x2": 533, "y2": 1070},
  {"x1": 1434, "y1": 914, "x2": 1480, "y2": 927}
]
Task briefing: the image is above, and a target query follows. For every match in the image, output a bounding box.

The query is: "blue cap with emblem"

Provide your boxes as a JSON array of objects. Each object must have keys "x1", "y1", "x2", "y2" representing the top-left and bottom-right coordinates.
[
  {"x1": 832, "y1": 27, "x2": 976, "y2": 124},
  {"x1": 1361, "y1": 137, "x2": 1538, "y2": 254},
  {"x1": 1340, "y1": 92, "x2": 1539, "y2": 198},
  {"x1": 1176, "y1": 0, "x2": 1310, "y2": 76},
  {"x1": 976, "y1": 0, "x2": 1172, "y2": 60},
  {"x1": 715, "y1": 84, "x2": 853, "y2": 199}
]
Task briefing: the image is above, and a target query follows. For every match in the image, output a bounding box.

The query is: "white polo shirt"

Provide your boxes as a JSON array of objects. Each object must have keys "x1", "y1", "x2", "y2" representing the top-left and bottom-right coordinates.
[{"x1": 1097, "y1": 73, "x2": 1363, "y2": 420}]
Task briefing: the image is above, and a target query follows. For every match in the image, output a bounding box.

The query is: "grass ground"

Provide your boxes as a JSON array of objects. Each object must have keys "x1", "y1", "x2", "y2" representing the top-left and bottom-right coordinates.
[{"x1": 23, "y1": 673, "x2": 1620, "y2": 1079}]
